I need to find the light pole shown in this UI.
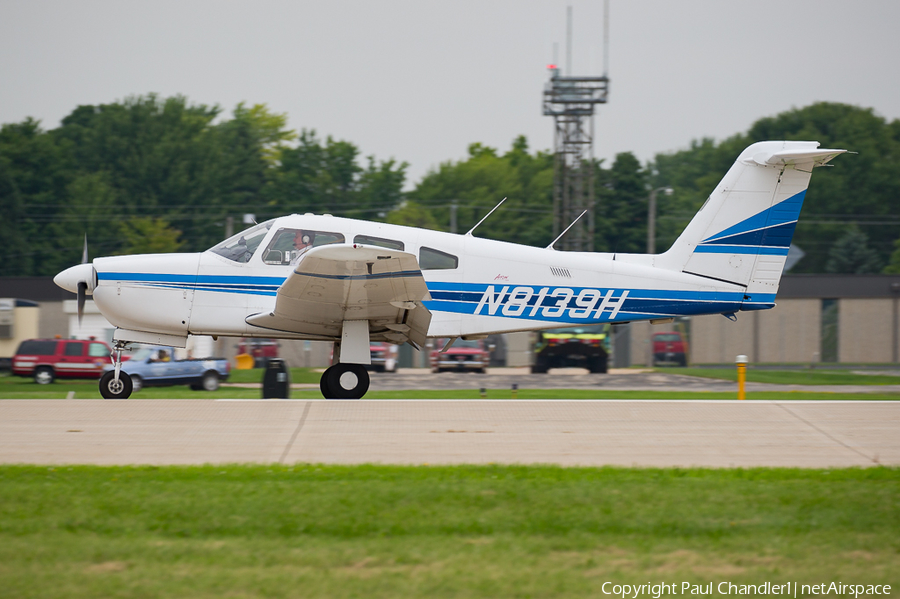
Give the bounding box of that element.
[647,186,674,255]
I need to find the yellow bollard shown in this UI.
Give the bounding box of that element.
[736,354,748,400]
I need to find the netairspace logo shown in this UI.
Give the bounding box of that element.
[600,582,892,598]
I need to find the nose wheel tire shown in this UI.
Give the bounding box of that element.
[99,371,133,399]
[320,363,369,399]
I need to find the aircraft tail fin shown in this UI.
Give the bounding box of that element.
[655,141,845,299]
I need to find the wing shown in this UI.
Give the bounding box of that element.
[245,244,432,348]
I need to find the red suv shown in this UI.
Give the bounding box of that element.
[651,332,689,366]
[12,338,113,384]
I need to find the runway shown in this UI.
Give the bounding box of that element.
[1,399,896,468]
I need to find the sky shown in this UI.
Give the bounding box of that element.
[2,0,899,187]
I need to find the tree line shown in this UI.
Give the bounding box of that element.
[1,96,898,276]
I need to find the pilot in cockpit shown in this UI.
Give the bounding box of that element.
[291,230,315,263]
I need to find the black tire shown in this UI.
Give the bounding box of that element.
[322,363,369,399]
[99,370,133,399]
[589,356,609,374]
[201,371,219,392]
[530,364,548,374]
[320,370,330,398]
[34,366,55,385]
[131,375,143,393]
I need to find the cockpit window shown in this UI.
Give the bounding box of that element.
[209,220,274,263]
[262,228,345,265]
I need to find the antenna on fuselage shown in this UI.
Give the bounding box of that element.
[465,197,507,236]
[546,210,588,250]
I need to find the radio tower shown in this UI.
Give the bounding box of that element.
[543,4,609,251]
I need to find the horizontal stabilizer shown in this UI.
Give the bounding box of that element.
[744,147,846,167]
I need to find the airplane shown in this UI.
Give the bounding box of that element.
[54,140,845,399]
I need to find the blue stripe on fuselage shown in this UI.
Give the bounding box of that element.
[97,273,776,321]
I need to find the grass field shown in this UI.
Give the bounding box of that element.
[664,367,900,386]
[0,465,897,598]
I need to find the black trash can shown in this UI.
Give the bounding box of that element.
[262,359,290,399]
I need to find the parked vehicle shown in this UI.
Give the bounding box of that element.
[652,332,689,366]
[103,346,230,392]
[236,338,279,368]
[430,338,491,373]
[368,343,398,373]
[531,326,609,374]
[12,338,114,384]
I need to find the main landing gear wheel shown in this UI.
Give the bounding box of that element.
[320,363,369,399]
[99,370,133,399]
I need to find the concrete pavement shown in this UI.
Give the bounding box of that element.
[0,399,896,468]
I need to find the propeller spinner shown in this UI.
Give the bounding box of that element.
[53,235,95,325]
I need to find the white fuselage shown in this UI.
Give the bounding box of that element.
[86,213,757,343]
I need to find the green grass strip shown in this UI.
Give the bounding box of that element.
[2,382,900,400]
[659,367,900,386]
[0,465,897,598]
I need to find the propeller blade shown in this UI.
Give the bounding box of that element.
[82,234,89,264]
[77,282,87,326]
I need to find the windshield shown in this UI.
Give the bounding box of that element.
[437,338,482,349]
[209,220,275,263]
[130,348,155,362]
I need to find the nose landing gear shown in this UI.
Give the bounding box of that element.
[100,341,133,399]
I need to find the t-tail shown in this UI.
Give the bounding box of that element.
[654,141,845,302]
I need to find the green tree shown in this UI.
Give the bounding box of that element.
[53,95,224,252]
[649,103,900,271]
[117,217,184,255]
[825,227,882,273]
[734,103,899,271]
[231,103,296,166]
[0,96,411,275]
[385,201,443,230]
[883,238,900,274]
[47,173,120,275]
[262,129,407,221]
[594,152,648,254]
[0,118,71,276]
[409,137,554,246]
[353,157,409,219]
